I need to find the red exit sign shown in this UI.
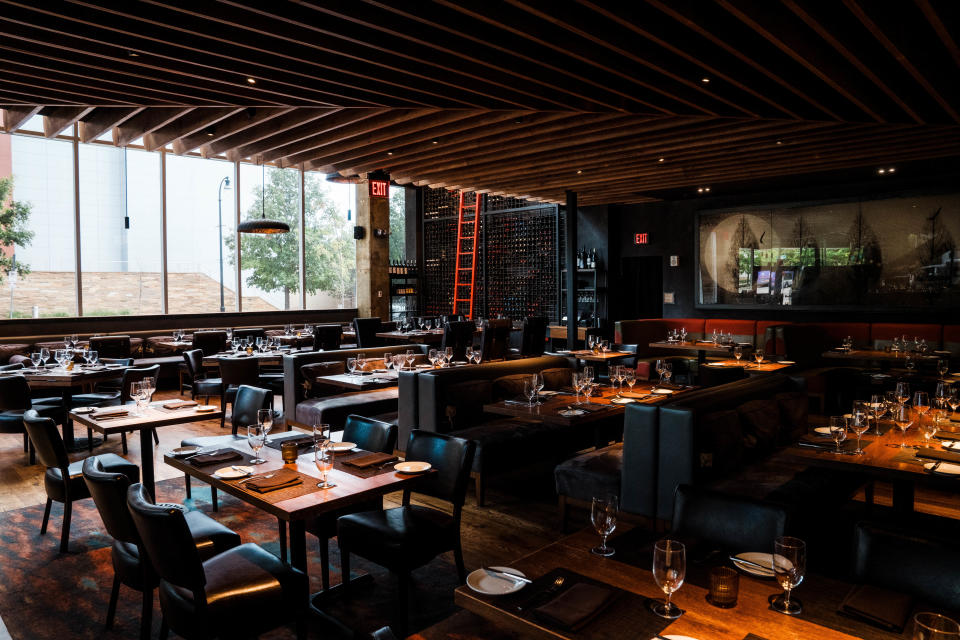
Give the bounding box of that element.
[370,179,389,198]
[634,232,649,245]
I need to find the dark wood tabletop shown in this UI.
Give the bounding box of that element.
[16,364,130,388]
[317,371,398,391]
[704,359,795,373]
[649,340,748,357]
[559,350,635,363]
[821,348,947,362]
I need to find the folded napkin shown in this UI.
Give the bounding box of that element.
[839,584,913,632]
[533,582,617,631]
[243,468,302,493]
[265,434,314,451]
[797,437,862,453]
[188,449,243,466]
[576,403,609,413]
[343,452,397,468]
[92,407,129,419]
[915,447,960,464]
[939,430,960,440]
[162,400,198,410]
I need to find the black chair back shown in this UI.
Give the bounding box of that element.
[83,457,138,544]
[192,330,227,356]
[127,483,206,593]
[519,316,548,357]
[23,409,68,472]
[119,365,161,404]
[233,327,266,343]
[312,325,342,351]
[101,358,135,367]
[440,315,464,324]
[0,362,24,371]
[698,365,747,387]
[219,357,260,389]
[182,349,204,381]
[90,336,132,359]
[353,317,383,348]
[404,430,475,507]
[479,319,511,362]
[0,375,32,411]
[441,321,475,361]
[343,415,397,454]
[232,385,273,435]
[671,485,787,553]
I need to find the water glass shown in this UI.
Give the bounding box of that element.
[428,348,438,367]
[465,346,475,363]
[829,415,847,453]
[892,404,914,449]
[532,372,544,404]
[651,539,685,619]
[849,411,869,455]
[754,349,765,366]
[624,370,636,393]
[247,424,266,464]
[939,359,951,380]
[770,536,806,615]
[314,443,336,489]
[444,347,453,365]
[523,378,537,408]
[913,613,960,640]
[30,352,41,371]
[258,408,273,438]
[707,567,739,608]
[571,372,581,405]
[590,495,618,557]
[405,350,416,370]
[733,345,743,362]
[896,382,911,406]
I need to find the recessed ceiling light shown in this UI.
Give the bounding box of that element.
[697,187,704,193]
[387,151,394,155]
[431,139,439,144]
[878,168,886,174]
[127,50,139,58]
[705,187,711,192]
[888,167,896,173]
[577,169,582,174]
[776,140,783,145]
[246,77,256,84]
[701,77,710,83]
[658,157,665,162]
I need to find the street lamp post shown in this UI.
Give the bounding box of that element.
[217,176,231,312]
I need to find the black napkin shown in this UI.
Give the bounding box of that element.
[188,449,243,466]
[533,582,618,631]
[343,452,397,468]
[576,403,609,413]
[915,447,960,464]
[265,434,314,451]
[243,468,302,493]
[838,584,913,633]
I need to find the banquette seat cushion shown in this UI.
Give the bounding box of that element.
[294,389,399,430]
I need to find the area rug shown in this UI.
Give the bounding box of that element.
[0,480,461,639]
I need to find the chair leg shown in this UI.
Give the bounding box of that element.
[140,580,153,640]
[60,500,72,553]
[558,495,568,534]
[159,618,169,640]
[278,519,287,563]
[87,428,94,452]
[395,572,410,638]
[28,440,36,466]
[40,498,52,535]
[184,473,192,499]
[211,487,218,512]
[319,538,330,591]
[22,432,28,452]
[453,540,467,584]
[220,395,227,429]
[121,432,128,455]
[340,547,350,598]
[105,572,121,629]
[474,472,485,507]
[151,429,159,445]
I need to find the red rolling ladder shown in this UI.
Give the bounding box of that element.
[452,191,482,319]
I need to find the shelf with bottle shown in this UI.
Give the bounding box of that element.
[388,259,419,278]
[391,286,418,297]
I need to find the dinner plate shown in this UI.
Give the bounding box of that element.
[942,440,960,450]
[651,388,674,395]
[214,465,252,479]
[620,390,649,399]
[538,390,560,397]
[924,461,960,476]
[813,426,833,436]
[195,405,217,413]
[415,364,433,369]
[732,552,776,577]
[466,566,527,595]
[170,446,200,457]
[330,441,356,452]
[72,406,96,414]
[395,461,432,474]
[559,408,587,417]
[778,360,796,365]
[610,397,636,404]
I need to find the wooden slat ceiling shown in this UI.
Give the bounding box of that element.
[1,0,958,205]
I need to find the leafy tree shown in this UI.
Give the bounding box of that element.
[0,176,34,285]
[226,169,355,309]
[389,186,405,261]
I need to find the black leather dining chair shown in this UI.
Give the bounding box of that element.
[0,375,65,464]
[181,349,223,403]
[479,319,512,362]
[126,483,308,640]
[353,317,383,348]
[512,316,548,358]
[180,384,274,511]
[312,324,343,351]
[23,410,139,553]
[337,430,476,635]
[305,415,397,590]
[191,330,228,357]
[441,320,475,361]
[72,364,161,454]
[670,484,788,555]
[89,335,132,359]
[217,356,260,429]
[82,458,241,639]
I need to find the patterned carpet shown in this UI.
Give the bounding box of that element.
[0,480,461,639]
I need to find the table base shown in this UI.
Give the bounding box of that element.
[65,435,103,453]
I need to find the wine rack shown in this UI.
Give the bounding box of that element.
[422,188,560,320]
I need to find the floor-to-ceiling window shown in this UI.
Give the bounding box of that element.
[304,173,356,310]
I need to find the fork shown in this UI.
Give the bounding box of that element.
[238,472,275,484]
[516,576,565,612]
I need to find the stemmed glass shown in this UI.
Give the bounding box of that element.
[847,410,867,456]
[914,391,931,441]
[444,347,453,366]
[600,340,610,355]
[895,382,911,406]
[582,366,594,392]
[428,348,438,368]
[523,378,537,408]
[314,443,336,489]
[247,424,266,464]
[258,408,273,442]
[938,359,951,380]
[869,394,885,436]
[661,363,673,387]
[30,352,42,372]
[226,328,234,343]
[571,372,582,405]
[923,412,940,448]
[949,387,960,418]
[590,495,618,557]
[935,382,949,413]
[142,376,156,406]
[532,372,544,405]
[624,369,636,395]
[655,359,665,387]
[40,347,50,368]
[828,416,847,453]
[893,404,914,449]
[754,349,765,367]
[651,539,685,619]
[405,350,416,370]
[905,354,916,372]
[733,345,743,363]
[587,335,597,352]
[770,536,806,615]
[131,382,148,417]
[913,613,960,639]
[465,346,475,363]
[679,327,687,343]
[347,358,358,377]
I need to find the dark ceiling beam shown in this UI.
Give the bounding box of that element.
[203,108,338,157]
[1,105,42,132]
[41,106,94,137]
[142,107,244,151]
[77,106,144,143]
[114,107,196,146]
[915,0,960,71]
[172,107,293,155]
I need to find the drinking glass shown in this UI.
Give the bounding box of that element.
[405,350,416,370]
[892,336,901,352]
[849,411,868,455]
[923,413,940,447]
[936,382,949,412]
[829,415,847,453]
[428,349,438,367]
[679,327,687,342]
[63,336,72,350]
[651,539,686,619]
[771,536,806,615]
[662,363,673,385]
[625,370,636,394]
[896,382,911,406]
[533,372,544,404]
[590,495,618,557]
[571,372,581,405]
[131,382,147,417]
[583,381,594,403]
[30,352,41,371]
[600,339,610,354]
[356,354,366,373]
[314,443,336,489]
[939,359,951,380]
[913,613,960,640]
[949,388,960,417]
[258,408,273,439]
[582,366,594,387]
[523,378,537,408]
[247,424,267,464]
[142,376,156,405]
[754,349,765,366]
[893,404,914,449]
[444,347,453,365]
[465,346,474,363]
[733,345,743,362]
[655,359,665,385]
[347,358,357,377]
[587,335,596,351]
[905,354,916,371]
[915,391,931,430]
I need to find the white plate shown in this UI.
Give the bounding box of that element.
[653,636,700,640]
[813,426,833,436]
[559,408,587,417]
[466,566,527,595]
[330,441,356,452]
[538,390,560,397]
[732,552,776,577]
[195,405,217,413]
[941,440,960,450]
[610,397,636,404]
[395,461,432,474]
[214,465,252,479]
[652,388,674,395]
[170,446,200,457]
[924,461,960,475]
[415,364,433,369]
[72,406,96,414]
[778,360,796,365]
[705,362,727,367]
[452,360,468,365]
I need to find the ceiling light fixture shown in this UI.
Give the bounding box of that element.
[431,139,439,144]
[127,50,139,57]
[237,164,290,234]
[776,140,783,145]
[387,151,394,155]
[888,167,896,173]
[878,168,886,174]
[697,188,704,193]
[701,77,710,83]
[658,157,665,162]
[246,77,257,84]
[577,170,582,174]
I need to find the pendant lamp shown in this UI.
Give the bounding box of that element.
[237,164,290,234]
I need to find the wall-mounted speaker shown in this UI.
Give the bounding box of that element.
[353,226,365,239]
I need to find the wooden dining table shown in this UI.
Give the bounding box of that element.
[649,340,751,364]
[376,329,445,344]
[201,350,286,366]
[559,349,635,364]
[455,525,909,640]
[317,370,399,391]
[703,359,795,374]
[70,401,223,498]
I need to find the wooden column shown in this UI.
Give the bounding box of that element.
[565,190,578,347]
[356,178,390,319]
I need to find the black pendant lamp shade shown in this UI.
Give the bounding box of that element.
[237,216,290,234]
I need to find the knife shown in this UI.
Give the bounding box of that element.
[483,568,532,584]
[729,555,774,572]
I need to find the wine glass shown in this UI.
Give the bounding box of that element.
[896,382,911,406]
[829,415,848,453]
[680,327,687,343]
[733,345,743,363]
[590,495,618,557]
[346,358,358,377]
[868,394,885,436]
[40,347,50,368]
[583,380,595,403]
[893,404,914,449]
[587,334,596,352]
[142,376,156,405]
[582,366,594,388]
[754,349,765,366]
[770,536,806,615]
[936,382,949,412]
[939,359,951,380]
[655,359,665,386]
[523,378,537,408]
[405,350,416,370]
[624,369,636,394]
[258,408,273,440]
[905,354,916,371]
[532,372,544,404]
[915,391,931,432]
[923,412,940,448]
[651,539,685,619]
[428,348,438,368]
[30,352,41,372]
[130,382,147,417]
[571,372,581,405]
[662,363,673,386]
[913,613,960,640]
[465,346,474,363]
[949,387,960,418]
[314,443,336,489]
[600,339,610,354]
[247,424,266,464]
[849,411,869,455]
